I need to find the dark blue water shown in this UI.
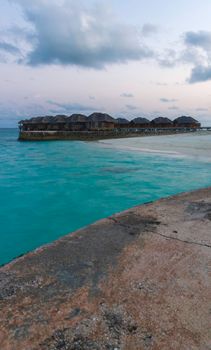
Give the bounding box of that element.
[1,128,211,265]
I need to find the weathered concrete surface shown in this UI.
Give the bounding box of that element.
[0,188,211,350]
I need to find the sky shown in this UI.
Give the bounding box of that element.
[0,0,211,127]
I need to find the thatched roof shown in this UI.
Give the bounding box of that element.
[54,115,68,123]
[131,117,150,124]
[31,117,44,123]
[174,116,200,124]
[88,113,115,122]
[41,116,56,123]
[116,118,130,124]
[19,120,28,124]
[68,114,87,122]
[151,117,173,125]
[19,114,87,124]
[20,116,44,124]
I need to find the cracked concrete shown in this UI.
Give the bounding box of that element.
[0,187,211,349]
[153,231,211,248]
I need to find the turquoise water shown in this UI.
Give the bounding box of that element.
[1,128,211,265]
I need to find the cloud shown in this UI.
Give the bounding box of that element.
[141,24,159,37]
[155,82,168,86]
[155,30,211,83]
[3,1,211,84]
[189,65,211,83]
[0,40,21,62]
[125,104,137,110]
[195,108,208,112]
[182,31,211,83]
[0,101,48,126]
[160,98,178,103]
[155,33,210,74]
[47,100,99,113]
[121,93,134,98]
[184,31,211,50]
[168,106,179,110]
[0,41,20,54]
[10,0,154,68]
[180,47,206,67]
[158,49,178,68]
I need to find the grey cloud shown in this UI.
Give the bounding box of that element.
[180,47,206,67]
[0,25,36,47]
[7,1,211,85]
[185,31,211,50]
[0,23,35,63]
[195,108,208,112]
[168,106,179,110]
[0,102,47,127]
[155,82,168,86]
[152,111,162,115]
[156,31,211,84]
[125,104,137,110]
[121,93,134,98]
[160,98,178,103]
[12,0,154,68]
[157,49,178,68]
[49,109,63,114]
[141,24,159,37]
[157,42,205,69]
[47,100,98,113]
[189,65,211,83]
[0,41,20,54]
[183,31,211,83]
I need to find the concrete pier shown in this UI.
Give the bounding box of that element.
[18,128,201,141]
[0,188,211,349]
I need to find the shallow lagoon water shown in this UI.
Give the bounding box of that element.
[99,132,211,161]
[1,129,211,265]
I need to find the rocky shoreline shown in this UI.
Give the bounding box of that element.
[0,187,211,349]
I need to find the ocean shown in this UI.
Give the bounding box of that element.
[1,128,211,265]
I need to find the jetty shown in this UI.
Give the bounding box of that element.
[18,114,202,140]
[0,187,210,349]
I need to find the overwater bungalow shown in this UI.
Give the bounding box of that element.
[151,117,173,128]
[19,114,86,132]
[116,118,130,128]
[69,114,87,122]
[67,114,87,131]
[173,116,201,128]
[40,116,65,131]
[18,113,202,141]
[87,113,116,130]
[19,116,45,131]
[54,115,67,122]
[51,115,68,130]
[130,117,150,129]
